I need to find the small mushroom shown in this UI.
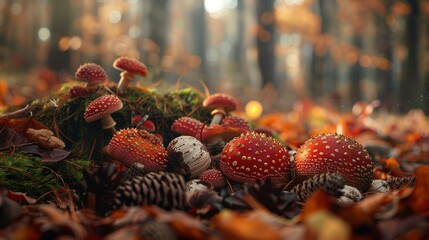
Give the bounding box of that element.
[220,132,291,186]
[198,169,226,189]
[167,136,211,179]
[203,93,238,125]
[84,95,123,134]
[75,63,107,91]
[171,117,204,138]
[106,128,168,172]
[221,116,251,131]
[68,85,89,99]
[199,124,246,144]
[132,115,156,132]
[113,56,147,94]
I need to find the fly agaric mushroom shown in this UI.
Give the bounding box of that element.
[221,116,251,131]
[199,124,246,144]
[75,63,107,91]
[107,128,168,172]
[68,85,89,99]
[198,169,226,189]
[294,133,374,192]
[132,115,156,132]
[171,117,204,138]
[113,56,147,94]
[203,93,238,125]
[220,132,291,186]
[166,136,211,179]
[84,95,123,134]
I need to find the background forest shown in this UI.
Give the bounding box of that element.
[0,0,428,114]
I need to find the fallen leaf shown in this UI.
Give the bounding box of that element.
[7,190,37,204]
[409,166,429,215]
[42,148,71,162]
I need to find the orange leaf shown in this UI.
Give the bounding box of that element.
[300,190,336,221]
[409,166,429,214]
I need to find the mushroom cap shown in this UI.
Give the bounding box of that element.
[198,169,226,189]
[68,85,89,99]
[199,124,247,143]
[220,132,291,185]
[107,128,167,171]
[171,117,204,138]
[113,56,147,77]
[221,116,251,131]
[84,95,123,123]
[167,136,211,179]
[202,93,238,112]
[75,63,107,84]
[294,133,374,192]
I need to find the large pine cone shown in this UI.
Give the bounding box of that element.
[110,172,187,210]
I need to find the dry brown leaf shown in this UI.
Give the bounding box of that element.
[305,211,351,240]
[409,166,429,215]
[299,190,336,221]
[27,128,65,149]
[212,210,282,240]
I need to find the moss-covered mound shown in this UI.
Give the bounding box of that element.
[31,83,211,160]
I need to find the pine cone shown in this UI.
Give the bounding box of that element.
[223,179,300,219]
[386,176,416,190]
[291,172,345,202]
[110,172,187,211]
[125,162,146,180]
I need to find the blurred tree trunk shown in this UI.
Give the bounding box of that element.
[310,0,337,101]
[47,0,71,71]
[376,4,394,111]
[0,0,12,62]
[190,1,206,81]
[349,36,362,104]
[400,0,421,113]
[424,1,429,114]
[149,0,169,58]
[256,0,275,88]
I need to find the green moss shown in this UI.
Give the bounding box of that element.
[0,153,89,199]
[32,83,211,157]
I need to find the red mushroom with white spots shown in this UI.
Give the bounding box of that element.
[167,136,211,179]
[75,63,107,91]
[198,169,226,189]
[68,85,89,99]
[221,116,251,132]
[199,124,246,144]
[107,128,168,172]
[171,117,204,138]
[294,133,374,192]
[113,56,148,94]
[220,132,291,187]
[203,93,238,125]
[84,95,123,134]
[132,115,156,133]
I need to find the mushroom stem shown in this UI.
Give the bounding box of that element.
[209,109,226,125]
[117,71,135,94]
[101,115,117,134]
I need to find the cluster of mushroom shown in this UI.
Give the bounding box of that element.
[70,58,375,201]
